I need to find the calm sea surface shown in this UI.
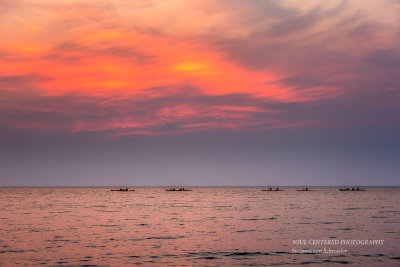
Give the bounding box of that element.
[0,187,399,266]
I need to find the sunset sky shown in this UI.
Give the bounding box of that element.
[1,0,400,186]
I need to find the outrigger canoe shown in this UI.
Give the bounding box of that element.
[297,189,314,191]
[165,188,192,191]
[261,189,284,191]
[339,188,365,191]
[110,188,135,191]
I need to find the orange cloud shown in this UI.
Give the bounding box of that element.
[1,0,399,137]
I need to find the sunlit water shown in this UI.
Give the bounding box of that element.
[0,187,399,266]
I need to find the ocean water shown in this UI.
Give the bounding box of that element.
[0,187,399,266]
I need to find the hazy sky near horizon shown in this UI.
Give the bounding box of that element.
[1,0,400,186]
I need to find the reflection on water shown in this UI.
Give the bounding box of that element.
[0,187,399,266]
